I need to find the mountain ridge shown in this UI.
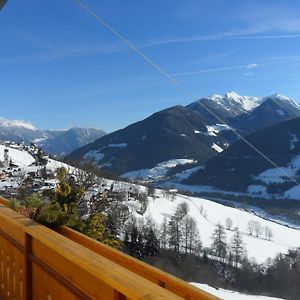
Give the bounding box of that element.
[67,92,300,177]
[0,117,106,156]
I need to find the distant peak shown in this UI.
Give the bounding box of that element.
[0,117,37,131]
[265,93,300,109]
[268,93,290,101]
[225,91,240,99]
[204,91,260,112]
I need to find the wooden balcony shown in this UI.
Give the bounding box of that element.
[0,197,219,300]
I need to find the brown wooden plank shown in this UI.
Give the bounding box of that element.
[58,227,219,300]
[27,224,182,300]
[0,206,184,300]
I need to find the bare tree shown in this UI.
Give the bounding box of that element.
[225,217,233,230]
[182,216,200,254]
[264,226,273,241]
[160,217,168,250]
[247,220,256,236]
[254,221,263,238]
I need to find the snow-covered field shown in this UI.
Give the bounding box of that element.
[206,124,232,137]
[190,283,284,300]
[122,159,196,181]
[0,144,35,166]
[257,155,300,185]
[138,191,300,263]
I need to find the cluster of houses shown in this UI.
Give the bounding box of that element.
[0,141,57,196]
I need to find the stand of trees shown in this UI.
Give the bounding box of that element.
[121,204,299,300]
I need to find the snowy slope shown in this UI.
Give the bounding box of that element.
[0,144,35,166]
[190,283,284,300]
[1,141,299,265]
[139,192,300,263]
[122,159,196,181]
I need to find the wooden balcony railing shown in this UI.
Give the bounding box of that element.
[0,196,219,300]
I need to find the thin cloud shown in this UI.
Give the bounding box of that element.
[247,63,258,70]
[140,31,300,49]
[191,50,237,65]
[171,56,300,78]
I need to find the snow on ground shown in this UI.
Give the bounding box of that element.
[107,143,127,148]
[172,166,204,181]
[140,192,300,263]
[0,144,35,166]
[32,136,48,144]
[284,185,300,200]
[276,109,285,116]
[83,144,127,164]
[122,159,196,181]
[84,150,105,162]
[257,155,300,185]
[247,185,268,196]
[212,143,223,153]
[190,283,284,300]
[206,124,232,137]
[46,158,75,173]
[290,133,299,150]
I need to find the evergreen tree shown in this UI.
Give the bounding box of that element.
[129,226,144,259]
[183,216,200,254]
[84,213,120,248]
[230,227,246,267]
[54,167,84,215]
[211,223,227,261]
[144,228,160,257]
[160,217,168,250]
[168,202,189,253]
[168,217,181,252]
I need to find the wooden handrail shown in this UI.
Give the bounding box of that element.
[0,196,8,205]
[58,226,218,300]
[0,203,183,299]
[0,195,219,300]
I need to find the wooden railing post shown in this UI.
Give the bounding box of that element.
[25,233,33,300]
[114,290,126,300]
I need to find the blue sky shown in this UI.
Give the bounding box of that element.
[1,0,300,132]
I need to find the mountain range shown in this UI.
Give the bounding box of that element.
[68,92,300,181]
[2,91,300,199]
[186,116,300,199]
[0,118,105,156]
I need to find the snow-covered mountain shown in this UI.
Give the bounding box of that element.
[68,92,300,184]
[0,117,45,142]
[68,106,235,174]
[187,91,261,124]
[187,117,300,200]
[233,93,300,133]
[0,117,105,156]
[38,127,106,156]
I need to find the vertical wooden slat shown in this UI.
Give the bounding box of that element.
[114,290,126,300]
[24,234,32,300]
[158,280,166,288]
